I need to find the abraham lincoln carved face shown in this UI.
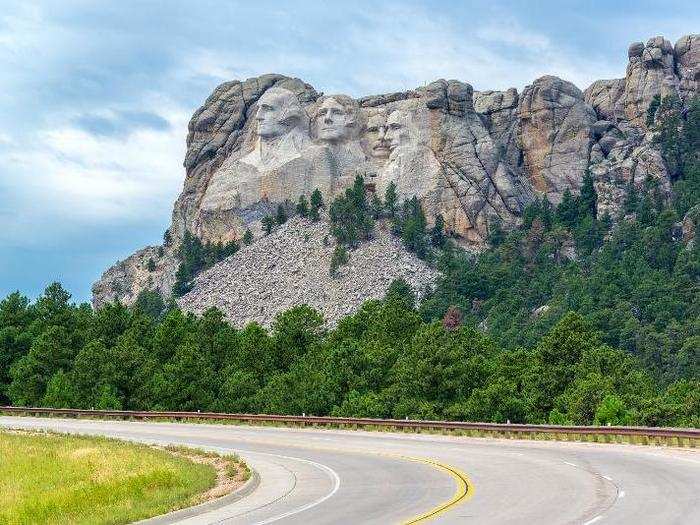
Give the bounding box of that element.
[385,109,413,152]
[366,112,390,158]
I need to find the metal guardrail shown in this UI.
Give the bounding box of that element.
[2,406,698,443]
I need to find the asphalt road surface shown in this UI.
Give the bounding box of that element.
[2,416,699,524]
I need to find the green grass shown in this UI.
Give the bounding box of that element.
[0,431,217,525]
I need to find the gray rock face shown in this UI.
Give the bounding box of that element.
[584,79,626,122]
[517,76,597,204]
[91,245,178,309]
[591,138,670,220]
[474,88,519,140]
[93,32,700,317]
[178,75,533,249]
[173,75,319,245]
[177,217,439,327]
[623,36,676,128]
[682,204,699,245]
[675,34,700,100]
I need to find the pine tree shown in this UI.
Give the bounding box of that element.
[262,215,275,235]
[147,258,156,272]
[646,94,661,127]
[329,245,349,276]
[133,290,165,319]
[397,197,429,259]
[329,176,374,247]
[488,220,505,247]
[310,189,323,221]
[243,229,254,245]
[579,171,597,218]
[556,190,579,228]
[430,214,446,248]
[276,204,288,225]
[296,195,309,217]
[370,193,384,219]
[625,182,638,214]
[384,181,397,218]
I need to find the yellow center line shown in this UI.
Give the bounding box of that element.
[179,433,475,523]
[401,456,474,524]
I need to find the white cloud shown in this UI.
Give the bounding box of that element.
[476,20,552,52]
[0,102,188,245]
[337,5,621,93]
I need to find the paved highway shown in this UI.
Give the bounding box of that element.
[1,416,698,524]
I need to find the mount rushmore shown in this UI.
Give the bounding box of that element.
[93,33,700,322]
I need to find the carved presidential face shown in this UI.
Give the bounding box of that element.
[316,97,352,142]
[385,110,413,152]
[366,113,390,158]
[255,88,304,139]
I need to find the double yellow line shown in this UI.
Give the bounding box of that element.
[402,456,474,523]
[143,430,475,523]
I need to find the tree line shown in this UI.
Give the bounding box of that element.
[0,280,697,427]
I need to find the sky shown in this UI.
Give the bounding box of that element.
[1,1,698,303]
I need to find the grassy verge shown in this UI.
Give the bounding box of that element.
[0,430,248,525]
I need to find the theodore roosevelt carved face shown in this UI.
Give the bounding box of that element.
[255,87,306,139]
[366,112,390,159]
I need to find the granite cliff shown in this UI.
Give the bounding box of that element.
[93,34,700,326]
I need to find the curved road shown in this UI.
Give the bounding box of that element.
[1,416,699,524]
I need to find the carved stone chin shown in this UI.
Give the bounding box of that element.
[239,128,310,171]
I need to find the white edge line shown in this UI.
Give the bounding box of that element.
[563,461,578,467]
[250,452,341,525]
[584,515,603,525]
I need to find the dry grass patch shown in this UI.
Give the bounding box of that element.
[0,430,248,525]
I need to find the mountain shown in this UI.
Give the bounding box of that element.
[92,34,700,327]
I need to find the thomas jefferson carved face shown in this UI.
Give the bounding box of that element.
[366,112,390,158]
[385,110,413,152]
[316,97,352,142]
[255,88,306,139]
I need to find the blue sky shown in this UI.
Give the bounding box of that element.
[1,1,698,303]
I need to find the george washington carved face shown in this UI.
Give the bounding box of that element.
[255,87,307,139]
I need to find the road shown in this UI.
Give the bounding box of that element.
[1,416,699,524]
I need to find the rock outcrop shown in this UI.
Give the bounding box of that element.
[93,33,700,323]
[623,37,677,128]
[517,76,597,204]
[177,217,439,327]
[92,246,178,309]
